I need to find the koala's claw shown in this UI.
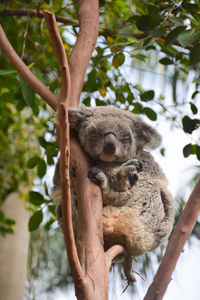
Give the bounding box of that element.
[88,167,108,189]
[122,159,143,173]
[128,173,139,187]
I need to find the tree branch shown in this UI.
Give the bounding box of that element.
[43,10,84,282]
[68,0,99,107]
[0,25,58,111]
[144,180,200,300]
[106,245,136,283]
[0,9,79,26]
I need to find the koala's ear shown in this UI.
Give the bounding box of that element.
[68,106,92,130]
[135,121,162,150]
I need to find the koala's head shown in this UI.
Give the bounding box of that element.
[69,105,162,162]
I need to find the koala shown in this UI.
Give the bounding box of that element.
[52,105,174,258]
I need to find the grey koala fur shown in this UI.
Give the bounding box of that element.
[52,105,174,258]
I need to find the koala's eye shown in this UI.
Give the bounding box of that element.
[122,135,131,143]
[88,129,99,141]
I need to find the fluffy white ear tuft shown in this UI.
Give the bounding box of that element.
[68,106,92,130]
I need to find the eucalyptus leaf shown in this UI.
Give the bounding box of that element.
[28,210,43,231]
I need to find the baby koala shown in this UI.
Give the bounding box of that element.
[52,105,174,258]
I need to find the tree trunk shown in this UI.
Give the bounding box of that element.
[0,193,30,300]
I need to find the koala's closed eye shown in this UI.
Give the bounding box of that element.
[88,128,100,141]
[122,134,131,143]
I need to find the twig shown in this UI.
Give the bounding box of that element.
[0,25,58,111]
[106,244,136,283]
[144,180,200,300]
[0,9,79,26]
[43,10,84,282]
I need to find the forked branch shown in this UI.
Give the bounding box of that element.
[43,10,84,282]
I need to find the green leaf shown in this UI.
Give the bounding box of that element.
[178,29,199,47]
[136,15,159,32]
[37,159,47,178]
[0,69,18,76]
[140,90,155,102]
[190,103,198,115]
[190,43,200,65]
[152,25,165,38]
[82,97,91,106]
[18,76,35,107]
[197,146,200,161]
[29,191,45,206]
[48,205,56,216]
[143,107,157,121]
[182,116,200,133]
[112,53,125,68]
[27,155,41,169]
[192,91,199,99]
[159,57,174,65]
[28,210,43,231]
[165,26,186,47]
[39,136,48,148]
[183,143,193,157]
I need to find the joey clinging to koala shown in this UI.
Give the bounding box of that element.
[52,105,174,258]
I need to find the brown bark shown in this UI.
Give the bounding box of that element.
[144,180,200,300]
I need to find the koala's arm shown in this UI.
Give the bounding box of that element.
[138,151,167,181]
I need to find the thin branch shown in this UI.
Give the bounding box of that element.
[0,25,58,111]
[144,180,200,300]
[0,9,79,26]
[43,10,84,282]
[106,245,136,283]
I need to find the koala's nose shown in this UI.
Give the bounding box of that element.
[103,133,117,154]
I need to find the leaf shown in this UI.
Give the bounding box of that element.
[0,69,18,76]
[190,103,198,115]
[136,15,159,32]
[140,90,155,102]
[27,155,41,169]
[143,107,157,121]
[197,145,200,161]
[98,87,106,97]
[192,91,199,99]
[159,57,174,65]
[82,97,91,106]
[29,191,45,206]
[112,53,125,68]
[178,29,199,47]
[48,205,56,216]
[152,25,165,38]
[18,76,35,107]
[183,143,193,157]
[28,210,43,231]
[39,136,48,148]
[37,159,47,178]
[190,43,200,65]
[182,116,200,133]
[165,26,186,47]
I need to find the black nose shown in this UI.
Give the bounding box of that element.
[103,133,117,154]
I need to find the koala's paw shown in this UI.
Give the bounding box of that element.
[88,167,108,188]
[118,159,143,189]
[121,159,143,173]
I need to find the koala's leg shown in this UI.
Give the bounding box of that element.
[111,159,143,191]
[88,167,109,192]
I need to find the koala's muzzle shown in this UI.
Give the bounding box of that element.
[103,133,117,154]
